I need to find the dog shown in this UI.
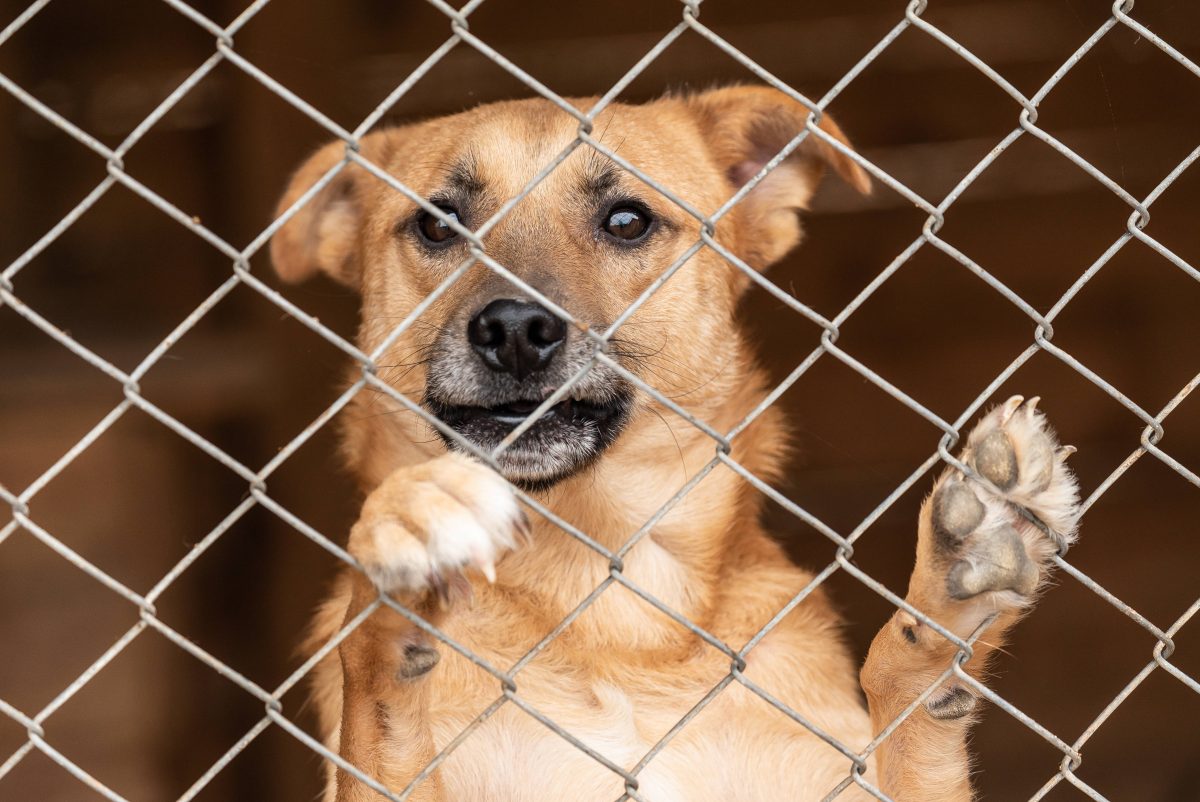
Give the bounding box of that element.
[271,85,1081,801]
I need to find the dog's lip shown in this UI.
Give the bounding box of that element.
[425,386,633,488]
[435,396,621,426]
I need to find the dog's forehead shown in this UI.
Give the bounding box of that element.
[413,98,709,201]
[469,109,578,194]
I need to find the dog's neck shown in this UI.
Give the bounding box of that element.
[516,361,785,646]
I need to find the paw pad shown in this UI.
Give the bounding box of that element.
[973,430,1017,490]
[926,686,977,720]
[929,395,1080,604]
[945,525,1038,599]
[932,479,985,548]
[397,643,440,679]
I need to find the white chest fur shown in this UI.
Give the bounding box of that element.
[427,676,872,802]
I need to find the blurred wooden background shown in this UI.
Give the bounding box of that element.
[1,0,1199,799]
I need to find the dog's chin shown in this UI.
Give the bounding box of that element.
[425,394,632,491]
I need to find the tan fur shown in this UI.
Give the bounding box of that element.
[276,87,1072,801]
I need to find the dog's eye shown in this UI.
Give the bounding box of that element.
[602,206,651,242]
[417,206,460,245]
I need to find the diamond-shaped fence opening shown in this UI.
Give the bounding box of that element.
[2,1,1199,800]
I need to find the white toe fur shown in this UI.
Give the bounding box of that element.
[351,453,524,595]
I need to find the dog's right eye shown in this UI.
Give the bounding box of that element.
[416,206,460,245]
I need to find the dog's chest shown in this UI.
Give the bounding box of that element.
[425,673,863,801]
[430,681,689,802]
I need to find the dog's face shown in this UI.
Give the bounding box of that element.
[272,87,869,489]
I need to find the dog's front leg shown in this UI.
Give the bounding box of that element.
[860,397,1081,801]
[333,452,524,802]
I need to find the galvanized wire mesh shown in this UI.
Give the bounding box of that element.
[1,0,1198,800]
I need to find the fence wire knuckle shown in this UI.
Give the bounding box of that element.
[2,0,1197,799]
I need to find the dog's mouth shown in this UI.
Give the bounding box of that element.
[441,397,625,426]
[425,390,632,490]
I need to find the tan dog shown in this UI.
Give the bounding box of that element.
[272,86,1081,801]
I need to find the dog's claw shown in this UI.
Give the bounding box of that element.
[479,559,497,584]
[999,395,1024,426]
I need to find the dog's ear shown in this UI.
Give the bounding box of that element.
[687,85,871,269]
[270,133,392,287]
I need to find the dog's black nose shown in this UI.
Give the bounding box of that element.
[467,299,566,379]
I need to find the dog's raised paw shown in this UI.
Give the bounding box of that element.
[931,395,1081,605]
[349,452,526,597]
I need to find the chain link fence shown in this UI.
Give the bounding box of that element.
[2,0,1198,799]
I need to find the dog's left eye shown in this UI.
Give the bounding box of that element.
[602,206,651,242]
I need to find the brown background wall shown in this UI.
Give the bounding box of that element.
[1,1,1198,800]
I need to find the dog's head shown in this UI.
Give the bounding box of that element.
[272,86,869,490]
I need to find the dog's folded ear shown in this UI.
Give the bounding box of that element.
[687,85,871,269]
[270,133,391,288]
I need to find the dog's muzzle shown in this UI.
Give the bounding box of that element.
[424,299,632,490]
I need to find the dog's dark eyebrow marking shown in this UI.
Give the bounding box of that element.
[581,163,622,199]
[441,154,486,198]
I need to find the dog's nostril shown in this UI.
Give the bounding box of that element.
[528,315,566,347]
[467,299,565,379]
[469,318,505,348]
